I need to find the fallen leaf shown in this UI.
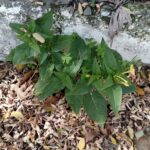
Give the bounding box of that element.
[136,86,145,96]
[96,4,101,14]
[108,6,132,42]
[82,126,98,142]
[43,145,50,150]
[11,111,24,120]
[44,96,58,106]
[129,146,134,150]
[44,106,56,113]
[33,33,45,43]
[20,70,33,85]
[3,111,11,120]
[78,3,83,15]
[2,133,12,142]
[16,64,25,72]
[110,136,117,145]
[77,137,85,150]
[127,126,134,139]
[129,64,136,80]
[82,2,88,8]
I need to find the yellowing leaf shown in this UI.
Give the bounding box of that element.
[77,138,85,150]
[136,87,145,96]
[43,145,50,150]
[33,33,45,43]
[127,126,134,139]
[11,111,24,120]
[129,64,136,80]
[16,64,25,72]
[3,111,11,120]
[130,64,135,75]
[110,136,117,145]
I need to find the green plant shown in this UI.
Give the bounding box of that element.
[7,12,135,127]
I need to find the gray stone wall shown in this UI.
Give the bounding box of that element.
[0,0,150,63]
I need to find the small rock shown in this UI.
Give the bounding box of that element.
[83,6,92,16]
[136,135,150,150]
[101,10,110,17]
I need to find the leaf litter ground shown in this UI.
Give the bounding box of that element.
[0,62,150,150]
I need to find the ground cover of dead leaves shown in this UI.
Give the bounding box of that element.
[0,62,150,150]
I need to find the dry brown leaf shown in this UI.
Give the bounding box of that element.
[108,6,132,42]
[11,111,24,120]
[2,133,12,142]
[96,4,101,14]
[44,96,58,106]
[129,146,134,150]
[43,145,50,150]
[20,70,33,85]
[127,126,134,139]
[82,2,88,8]
[78,3,83,15]
[3,111,11,120]
[77,137,86,150]
[82,126,98,143]
[110,136,117,145]
[136,87,145,96]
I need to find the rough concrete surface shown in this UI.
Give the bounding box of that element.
[0,0,150,63]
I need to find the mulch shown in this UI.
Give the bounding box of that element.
[0,61,150,150]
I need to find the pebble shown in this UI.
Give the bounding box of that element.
[83,6,92,16]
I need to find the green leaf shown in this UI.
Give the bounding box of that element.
[70,79,90,95]
[28,19,36,33]
[35,12,53,34]
[122,84,136,94]
[66,92,83,113]
[69,59,83,77]
[8,43,36,64]
[97,38,108,58]
[38,50,48,65]
[9,23,27,34]
[83,91,107,127]
[103,49,118,73]
[51,35,72,52]
[28,40,40,53]
[105,85,122,115]
[70,33,91,60]
[35,76,64,100]
[6,49,15,62]
[61,53,72,64]
[51,52,63,70]
[92,57,101,74]
[55,72,73,90]
[39,60,54,80]
[17,34,40,54]
[93,76,114,93]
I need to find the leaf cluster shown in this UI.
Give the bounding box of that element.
[7,12,135,126]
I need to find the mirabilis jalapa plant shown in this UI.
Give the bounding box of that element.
[7,12,135,127]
